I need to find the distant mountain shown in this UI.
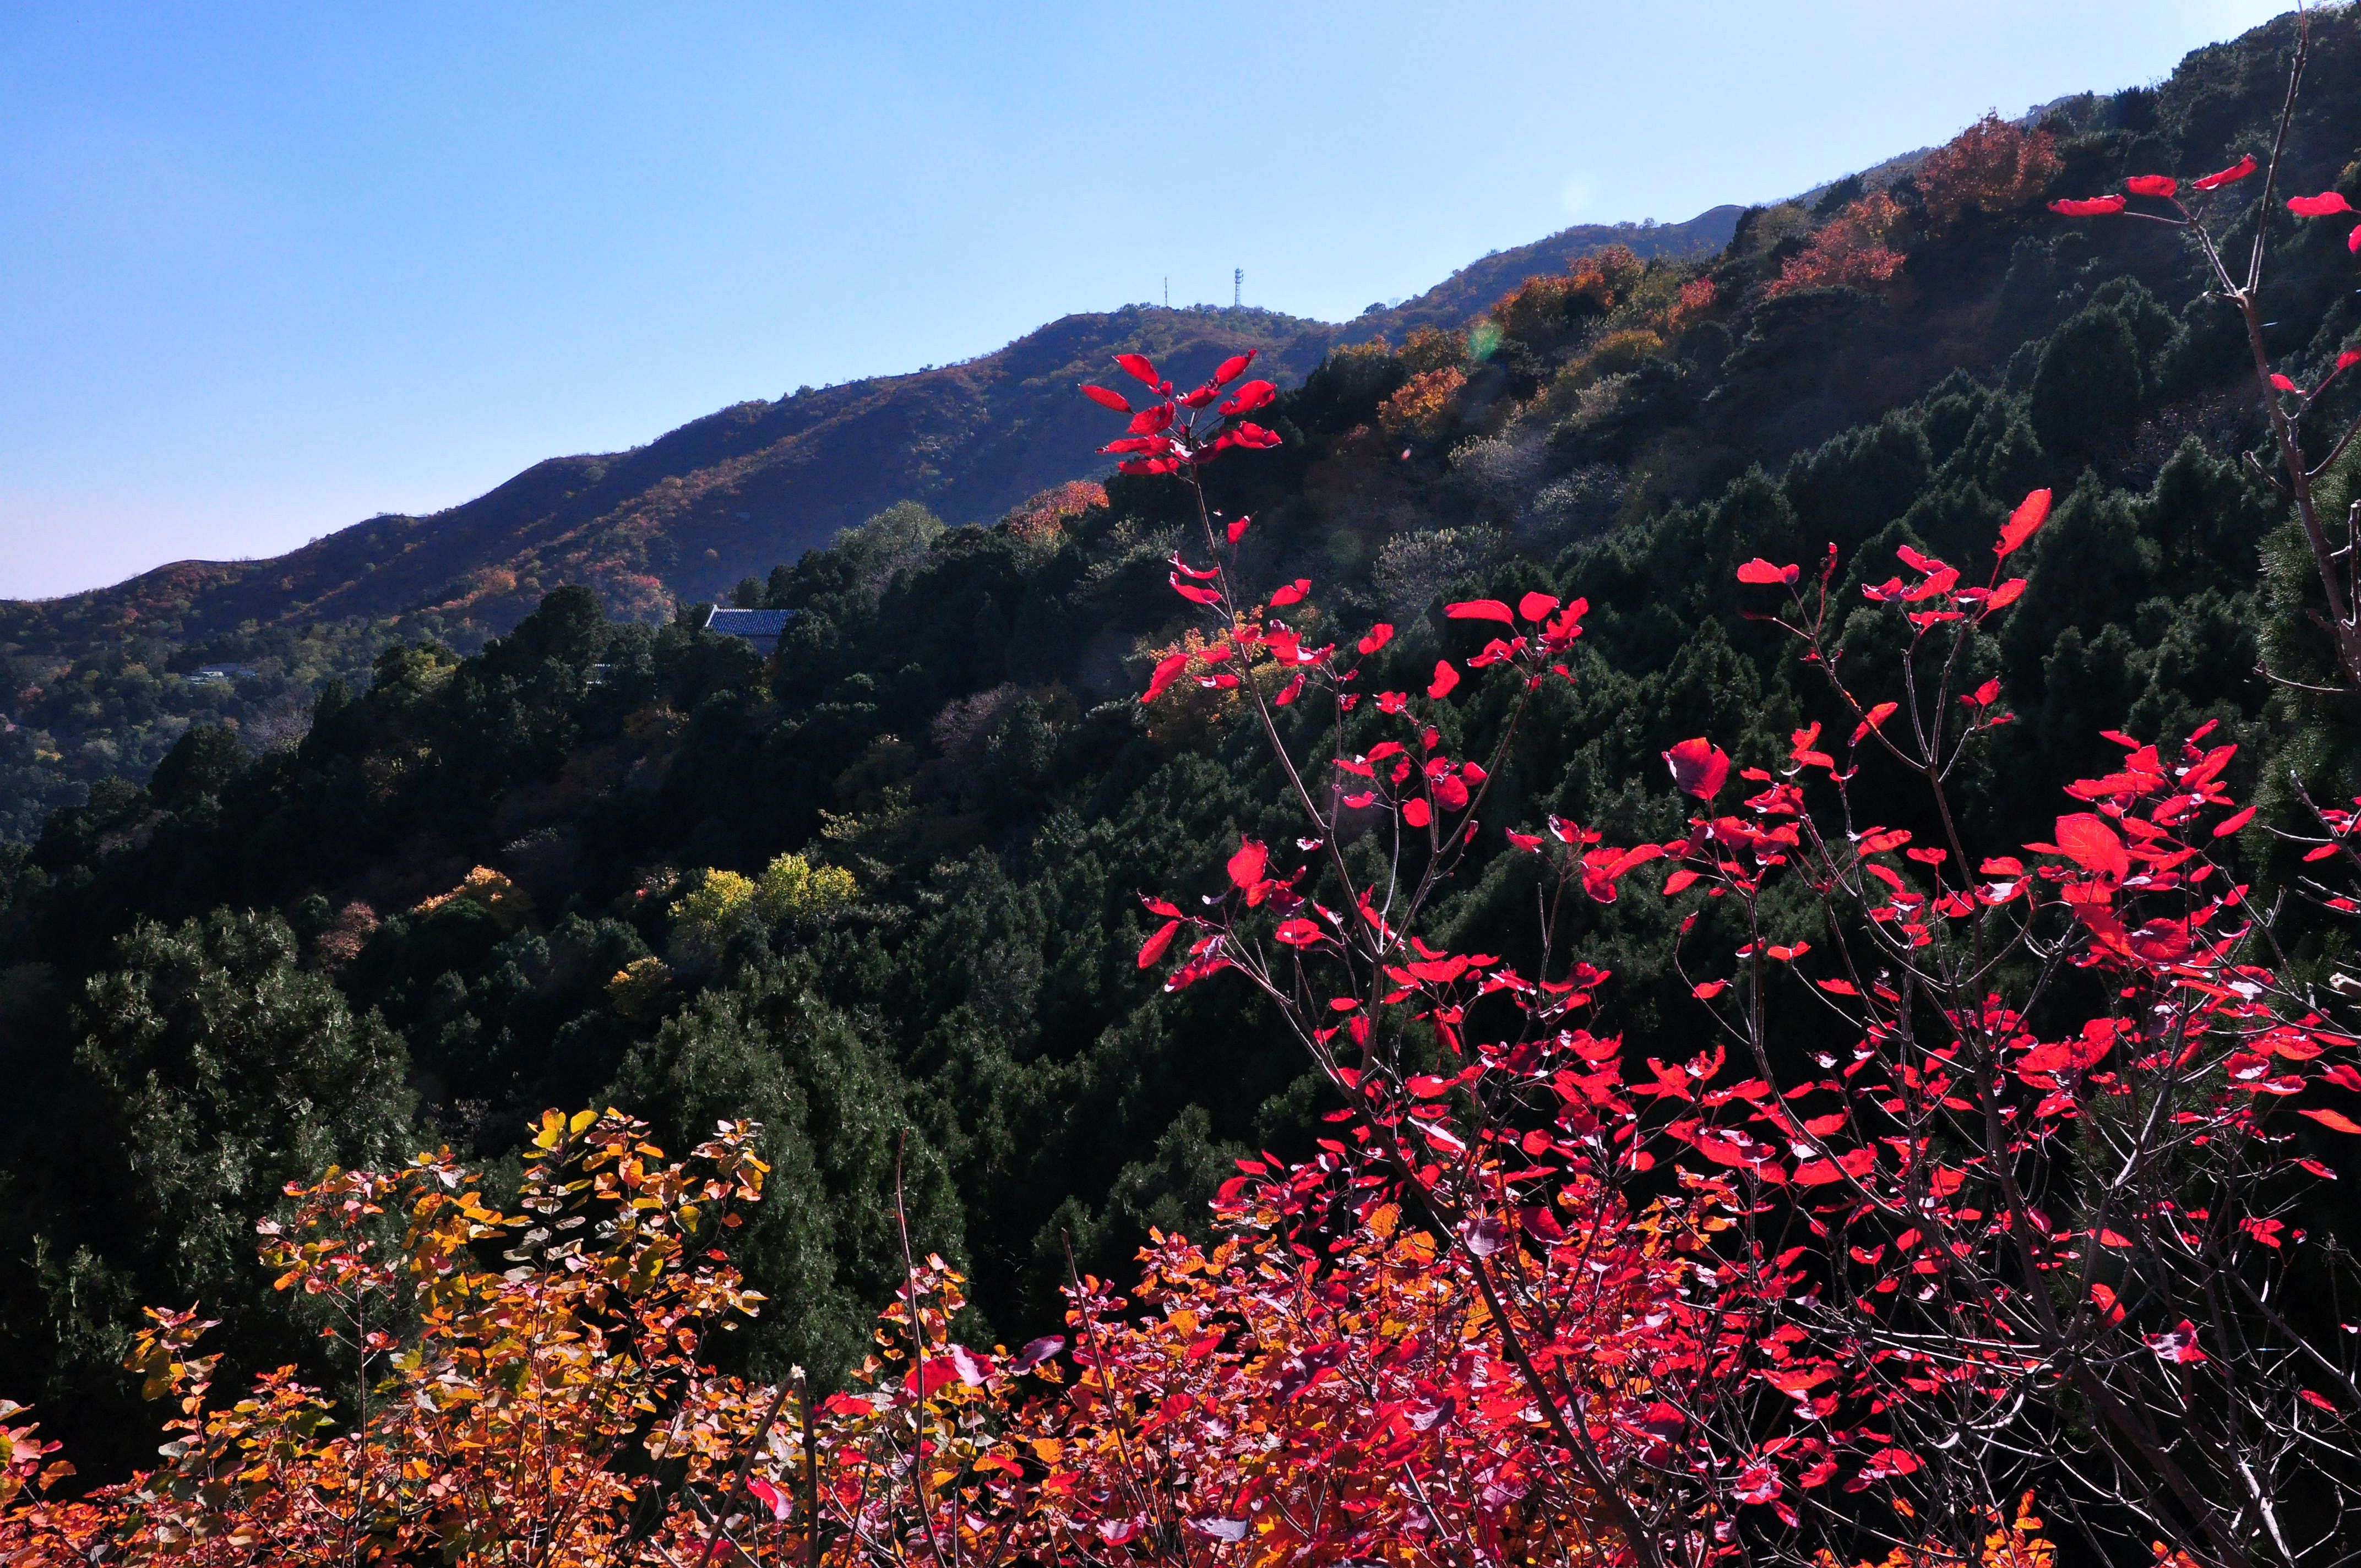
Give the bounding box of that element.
[0,207,1743,653]
[4,309,1341,647]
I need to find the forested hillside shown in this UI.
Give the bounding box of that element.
[4,7,2360,1517]
[0,211,1740,848]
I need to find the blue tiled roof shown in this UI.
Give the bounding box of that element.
[705,608,796,636]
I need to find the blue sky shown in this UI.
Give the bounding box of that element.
[0,1,2293,599]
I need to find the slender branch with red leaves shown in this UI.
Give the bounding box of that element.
[9,340,2361,1568]
[1096,347,2361,1568]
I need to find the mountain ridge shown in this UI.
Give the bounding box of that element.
[0,206,1740,647]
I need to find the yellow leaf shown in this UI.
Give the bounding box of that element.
[1031,1438,1063,1464]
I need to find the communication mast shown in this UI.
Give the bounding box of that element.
[1233,268,1242,307]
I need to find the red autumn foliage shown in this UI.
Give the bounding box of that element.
[1765,192,1908,299]
[18,46,2361,1568]
[1915,112,2062,233]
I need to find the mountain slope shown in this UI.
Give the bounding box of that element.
[8,4,2360,1474]
[4,309,1340,646]
[1352,206,1742,339]
[0,205,1744,842]
[1,208,1743,652]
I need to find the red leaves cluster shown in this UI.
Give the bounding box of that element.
[1766,190,1908,299]
[1916,112,2062,232]
[1080,348,1279,476]
[1108,442,2361,1562]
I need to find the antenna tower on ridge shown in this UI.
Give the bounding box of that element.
[1233,268,1242,308]
[1163,276,1169,308]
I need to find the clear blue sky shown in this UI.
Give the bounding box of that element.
[0,1,2292,600]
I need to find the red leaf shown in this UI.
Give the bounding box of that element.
[2050,195,2126,216]
[2351,224,2361,255]
[1518,590,1560,622]
[1169,574,1223,605]
[1080,384,1133,413]
[2289,192,2354,217]
[1219,379,1277,415]
[1445,599,1516,623]
[2053,813,2130,880]
[1996,488,2052,558]
[1214,350,1255,385]
[1144,651,1189,703]
[2124,174,2179,198]
[1664,737,1729,801]
[1138,919,1181,969]
[1737,558,1800,585]
[2342,349,2361,373]
[1402,798,1433,828]
[2299,1106,2361,1135]
[2146,1319,2207,1364]
[1427,661,1461,699]
[1114,352,1162,388]
[2213,804,2256,837]
[1269,579,1311,607]
[2272,372,2302,393]
[1231,421,1282,449]
[1274,918,1324,947]
[746,1477,793,1521]
[2091,1282,2126,1325]
[2191,155,2256,190]
[1274,672,1305,705]
[948,1344,990,1386]
[1693,980,1728,999]
[1358,623,1395,655]
[1227,839,1268,890]
[1226,514,1252,542]
[1850,701,1898,745]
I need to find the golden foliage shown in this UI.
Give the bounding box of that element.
[607,954,672,1020]
[671,853,858,956]
[1586,328,1667,378]
[1397,325,1466,377]
[1815,1493,2056,1568]
[754,852,858,923]
[1379,366,1468,442]
[412,865,532,929]
[2,1111,771,1567]
[1139,626,1253,752]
